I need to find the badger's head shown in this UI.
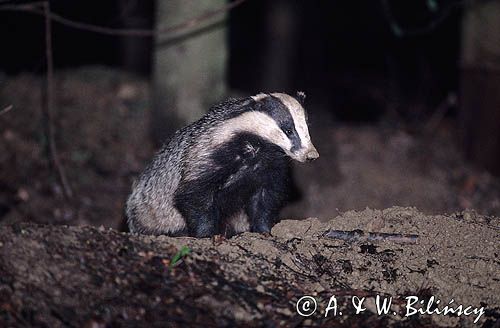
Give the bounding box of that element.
[250,92,318,162]
[218,92,319,162]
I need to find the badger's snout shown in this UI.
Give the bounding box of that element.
[305,147,319,161]
[293,145,319,162]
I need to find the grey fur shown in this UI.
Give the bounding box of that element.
[126,93,318,236]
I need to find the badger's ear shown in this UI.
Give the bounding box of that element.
[295,91,306,104]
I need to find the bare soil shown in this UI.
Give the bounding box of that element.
[0,207,498,327]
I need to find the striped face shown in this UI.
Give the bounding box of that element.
[209,92,319,163]
[248,92,319,162]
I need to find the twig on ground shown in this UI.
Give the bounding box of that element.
[324,229,418,244]
[0,105,13,115]
[42,1,72,199]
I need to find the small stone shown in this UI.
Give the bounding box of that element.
[313,283,325,293]
[277,307,293,316]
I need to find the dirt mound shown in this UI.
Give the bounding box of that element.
[0,207,498,327]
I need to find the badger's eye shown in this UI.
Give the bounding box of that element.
[285,129,292,136]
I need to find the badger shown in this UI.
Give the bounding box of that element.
[126,92,319,237]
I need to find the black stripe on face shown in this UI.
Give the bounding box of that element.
[254,95,302,152]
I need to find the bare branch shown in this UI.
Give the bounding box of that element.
[157,0,247,36]
[0,0,248,38]
[324,229,418,244]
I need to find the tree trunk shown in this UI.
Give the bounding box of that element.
[152,0,227,144]
[260,0,298,92]
[460,1,500,176]
[119,0,155,75]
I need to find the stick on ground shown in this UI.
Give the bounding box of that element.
[324,229,418,244]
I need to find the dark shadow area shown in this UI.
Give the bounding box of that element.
[0,0,499,230]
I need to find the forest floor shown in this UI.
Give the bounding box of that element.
[0,67,499,326]
[0,207,498,327]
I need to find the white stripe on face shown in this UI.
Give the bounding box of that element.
[212,110,292,151]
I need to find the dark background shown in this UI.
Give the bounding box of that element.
[1,0,499,229]
[1,0,462,122]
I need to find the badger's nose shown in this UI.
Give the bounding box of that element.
[306,148,319,161]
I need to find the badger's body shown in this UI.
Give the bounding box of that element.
[126,92,318,237]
